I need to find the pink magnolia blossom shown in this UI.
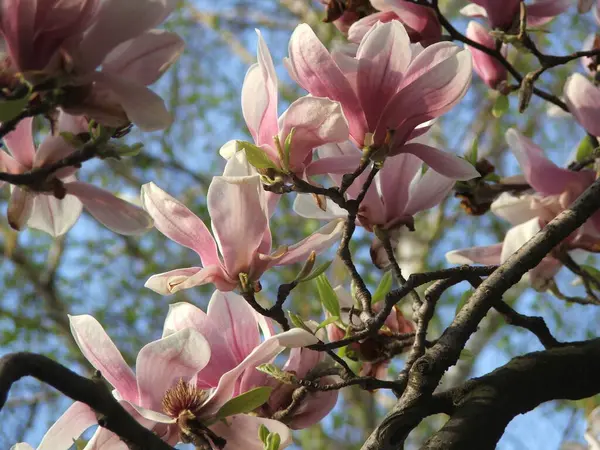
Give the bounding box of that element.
[220,30,349,175]
[466,21,508,90]
[296,139,458,266]
[461,0,571,29]
[285,21,478,180]
[32,292,318,450]
[164,294,338,430]
[564,73,600,137]
[1,0,184,131]
[0,114,152,236]
[326,286,415,378]
[446,129,599,289]
[317,0,361,34]
[141,177,344,293]
[348,0,441,45]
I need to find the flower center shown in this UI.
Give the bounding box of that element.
[162,379,209,419]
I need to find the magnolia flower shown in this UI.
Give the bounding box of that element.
[465,21,508,90]
[326,286,415,378]
[447,129,599,289]
[565,73,600,137]
[460,0,571,29]
[1,0,184,130]
[165,294,338,430]
[28,292,317,450]
[219,30,348,176]
[0,114,152,236]
[348,0,441,45]
[286,22,478,180]
[296,140,457,267]
[141,177,344,293]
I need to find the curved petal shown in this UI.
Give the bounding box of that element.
[527,0,571,26]
[379,152,422,220]
[400,142,479,180]
[65,181,153,235]
[3,117,34,167]
[0,151,26,176]
[75,0,178,72]
[162,302,207,337]
[490,192,538,225]
[210,415,292,450]
[28,193,83,237]
[33,135,79,169]
[505,128,593,196]
[37,402,97,450]
[136,328,211,410]
[472,0,520,28]
[500,218,541,263]
[208,175,268,277]
[144,265,236,295]
[141,182,220,266]
[293,193,347,220]
[7,187,34,231]
[564,73,600,137]
[446,243,502,265]
[101,30,184,85]
[68,314,137,401]
[347,11,400,44]
[278,97,349,171]
[466,21,507,89]
[288,24,367,144]
[404,166,454,215]
[287,381,338,429]
[275,219,345,266]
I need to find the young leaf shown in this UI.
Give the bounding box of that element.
[236,140,280,170]
[316,315,340,331]
[257,363,297,384]
[216,387,273,419]
[372,271,393,304]
[298,260,332,283]
[576,136,595,163]
[266,432,281,450]
[492,95,509,118]
[315,274,341,317]
[465,137,479,165]
[259,424,270,444]
[288,311,314,334]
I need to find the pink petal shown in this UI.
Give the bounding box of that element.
[275,219,345,266]
[0,151,26,178]
[68,314,138,401]
[33,135,78,169]
[7,187,34,231]
[356,21,411,131]
[347,11,400,44]
[140,182,220,266]
[287,24,367,144]
[37,402,97,450]
[472,0,520,28]
[278,96,349,171]
[385,1,441,42]
[378,152,422,221]
[459,4,489,19]
[400,142,479,180]
[404,166,455,215]
[527,0,572,26]
[92,72,172,131]
[65,181,153,235]
[305,155,361,177]
[292,194,347,221]
[209,415,292,450]
[500,218,541,263]
[490,192,539,225]
[3,118,34,167]
[136,328,211,410]
[208,175,268,277]
[101,30,184,85]
[144,265,237,295]
[75,0,178,72]
[505,128,594,196]
[445,243,503,265]
[28,193,83,236]
[286,379,338,429]
[466,21,507,89]
[564,73,600,137]
[242,30,279,147]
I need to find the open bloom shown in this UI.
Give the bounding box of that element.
[286,22,478,180]
[296,139,457,266]
[1,0,184,130]
[219,30,348,176]
[465,21,507,90]
[30,291,318,450]
[446,129,599,289]
[141,177,344,293]
[564,73,600,137]
[0,113,152,236]
[348,0,441,45]
[165,293,338,430]
[461,0,571,29]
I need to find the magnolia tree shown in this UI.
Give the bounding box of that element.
[3,0,600,449]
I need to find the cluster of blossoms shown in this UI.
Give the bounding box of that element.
[5,0,600,449]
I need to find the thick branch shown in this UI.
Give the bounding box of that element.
[0,352,175,450]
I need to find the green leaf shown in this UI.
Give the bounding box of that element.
[0,96,29,122]
[492,95,509,118]
[576,136,595,163]
[455,289,473,315]
[315,274,340,317]
[216,387,273,419]
[316,316,339,331]
[465,137,479,165]
[483,173,501,183]
[298,260,332,283]
[288,311,314,334]
[266,432,281,450]
[259,424,270,444]
[73,439,88,450]
[372,271,393,304]
[257,364,297,384]
[236,140,280,170]
[283,127,295,169]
